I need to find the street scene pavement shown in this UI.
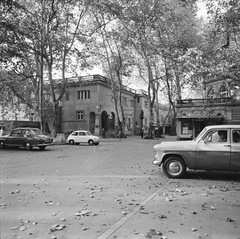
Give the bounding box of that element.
[1,136,240,239]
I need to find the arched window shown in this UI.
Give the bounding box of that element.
[219,84,228,97]
[207,87,215,98]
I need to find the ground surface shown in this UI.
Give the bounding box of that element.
[1,136,240,239]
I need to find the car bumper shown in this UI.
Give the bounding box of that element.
[36,143,54,147]
[152,155,162,166]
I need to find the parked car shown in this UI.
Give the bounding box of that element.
[67,130,100,145]
[0,127,53,150]
[153,125,240,178]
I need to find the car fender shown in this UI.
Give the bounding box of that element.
[154,141,197,169]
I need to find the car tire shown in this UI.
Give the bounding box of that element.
[24,142,32,150]
[88,140,94,146]
[39,146,46,150]
[162,156,186,178]
[69,140,75,145]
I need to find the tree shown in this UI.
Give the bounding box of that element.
[90,2,135,138]
[1,0,95,135]
[118,0,200,137]
[202,0,240,82]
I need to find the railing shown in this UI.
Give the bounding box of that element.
[67,74,136,94]
[67,74,110,84]
[176,97,233,107]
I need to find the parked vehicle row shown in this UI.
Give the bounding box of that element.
[2,125,240,179]
[0,128,101,150]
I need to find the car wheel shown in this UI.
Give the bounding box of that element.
[162,156,186,178]
[24,142,32,150]
[69,140,75,145]
[88,140,94,146]
[39,146,46,150]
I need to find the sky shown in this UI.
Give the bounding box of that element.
[197,1,208,18]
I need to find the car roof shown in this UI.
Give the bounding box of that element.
[205,125,240,130]
[13,127,40,130]
[74,130,88,132]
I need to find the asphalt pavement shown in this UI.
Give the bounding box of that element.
[1,135,240,239]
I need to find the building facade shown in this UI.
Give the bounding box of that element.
[176,77,240,139]
[61,75,170,136]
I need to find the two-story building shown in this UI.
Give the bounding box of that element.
[176,76,240,140]
[61,74,170,136]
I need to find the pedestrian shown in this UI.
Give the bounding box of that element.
[0,128,3,136]
[102,128,105,138]
[140,128,144,138]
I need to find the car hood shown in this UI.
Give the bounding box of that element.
[154,140,197,151]
[34,135,52,140]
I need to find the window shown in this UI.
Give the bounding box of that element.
[77,90,90,100]
[219,84,228,97]
[207,87,215,98]
[129,100,134,107]
[122,97,127,106]
[77,111,84,120]
[11,129,20,136]
[204,130,228,143]
[65,92,69,101]
[233,130,240,143]
[144,101,148,108]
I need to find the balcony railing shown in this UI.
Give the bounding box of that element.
[66,74,136,94]
[176,97,233,107]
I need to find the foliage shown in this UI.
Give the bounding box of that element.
[202,0,240,82]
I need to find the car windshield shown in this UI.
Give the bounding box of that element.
[86,131,92,136]
[194,127,208,142]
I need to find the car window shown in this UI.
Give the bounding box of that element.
[11,129,22,136]
[195,127,207,141]
[72,132,78,136]
[232,130,240,143]
[86,131,91,136]
[204,130,228,143]
[24,130,30,136]
[79,132,86,136]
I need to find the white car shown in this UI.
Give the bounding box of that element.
[67,130,100,145]
[153,125,240,178]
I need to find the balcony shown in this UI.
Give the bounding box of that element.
[176,97,234,107]
[66,74,136,94]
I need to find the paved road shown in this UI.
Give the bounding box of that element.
[1,136,240,239]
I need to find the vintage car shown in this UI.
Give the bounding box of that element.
[153,125,240,178]
[0,127,53,150]
[67,130,100,145]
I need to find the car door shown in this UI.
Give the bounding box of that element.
[195,129,231,170]
[5,129,21,146]
[231,129,240,170]
[78,132,87,143]
[71,131,79,143]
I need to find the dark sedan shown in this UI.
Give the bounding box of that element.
[0,127,53,150]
